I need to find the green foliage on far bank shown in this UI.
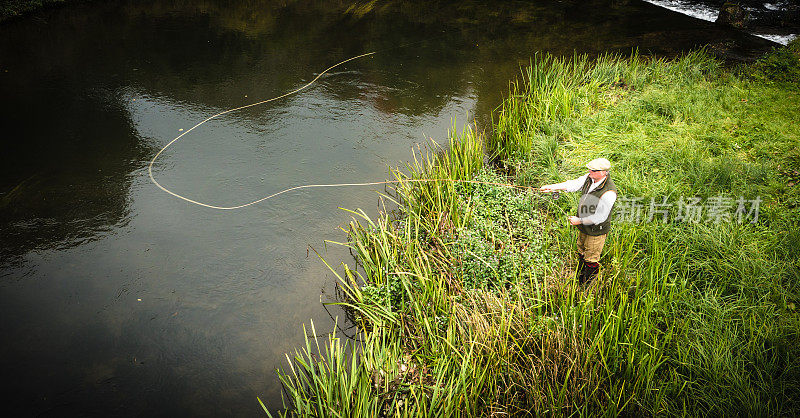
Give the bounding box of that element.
[0,0,68,22]
[272,43,800,416]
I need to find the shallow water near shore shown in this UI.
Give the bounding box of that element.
[0,0,777,415]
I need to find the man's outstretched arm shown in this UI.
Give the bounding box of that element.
[540,174,588,193]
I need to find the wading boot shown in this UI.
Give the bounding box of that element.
[581,262,600,284]
[576,254,585,282]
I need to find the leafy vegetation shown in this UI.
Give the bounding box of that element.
[271,40,800,416]
[747,38,800,84]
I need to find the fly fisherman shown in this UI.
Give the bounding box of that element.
[540,158,617,284]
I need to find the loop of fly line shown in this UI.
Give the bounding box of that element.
[147,51,544,210]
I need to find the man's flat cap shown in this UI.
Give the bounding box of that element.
[586,158,611,171]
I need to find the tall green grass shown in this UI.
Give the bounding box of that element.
[271,43,800,416]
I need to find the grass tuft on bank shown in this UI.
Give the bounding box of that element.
[271,41,800,416]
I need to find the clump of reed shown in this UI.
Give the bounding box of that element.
[270,47,800,416]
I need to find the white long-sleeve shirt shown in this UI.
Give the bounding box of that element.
[549,174,617,225]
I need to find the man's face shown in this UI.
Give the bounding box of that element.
[588,170,607,182]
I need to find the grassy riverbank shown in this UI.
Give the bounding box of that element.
[270,41,800,416]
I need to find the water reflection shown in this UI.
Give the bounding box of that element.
[0,84,144,259]
[0,0,776,415]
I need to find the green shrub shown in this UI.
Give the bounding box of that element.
[748,39,800,85]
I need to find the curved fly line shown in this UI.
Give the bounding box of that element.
[148,51,534,210]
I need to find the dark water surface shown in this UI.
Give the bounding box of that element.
[0,0,775,415]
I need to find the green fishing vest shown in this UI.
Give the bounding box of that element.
[577,175,616,236]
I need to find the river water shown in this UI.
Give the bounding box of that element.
[0,0,776,415]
